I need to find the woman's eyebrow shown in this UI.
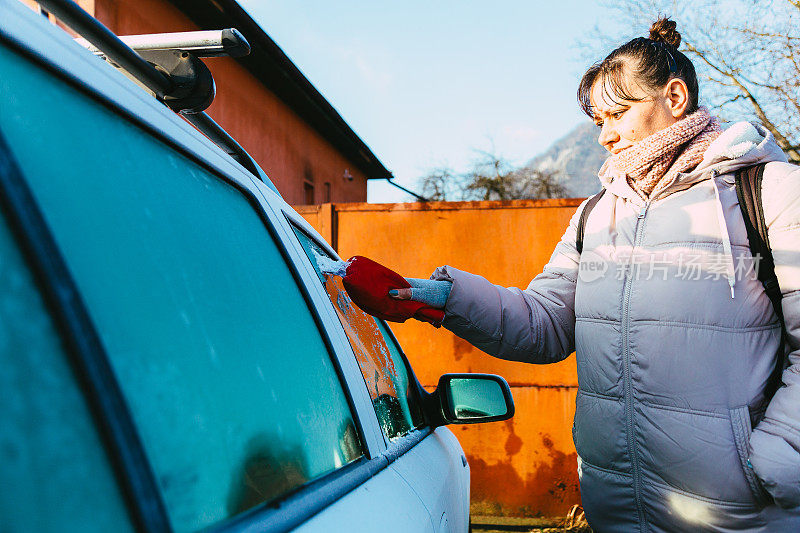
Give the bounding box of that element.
[594,104,629,118]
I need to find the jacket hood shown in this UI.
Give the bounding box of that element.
[598,121,789,203]
[696,121,788,178]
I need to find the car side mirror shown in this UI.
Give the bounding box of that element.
[424,373,515,427]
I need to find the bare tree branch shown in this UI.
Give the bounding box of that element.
[718,94,746,106]
[684,40,800,162]
[417,153,570,201]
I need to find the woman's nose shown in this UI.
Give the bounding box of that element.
[598,122,618,151]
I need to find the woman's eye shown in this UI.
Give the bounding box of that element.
[612,110,625,119]
[595,121,603,128]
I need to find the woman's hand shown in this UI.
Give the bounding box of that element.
[389,288,412,299]
[341,256,446,326]
[389,278,452,308]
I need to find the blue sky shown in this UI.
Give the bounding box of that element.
[238,1,623,202]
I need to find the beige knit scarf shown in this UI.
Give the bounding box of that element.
[608,107,723,198]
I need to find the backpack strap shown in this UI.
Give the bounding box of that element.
[576,189,606,255]
[735,163,787,400]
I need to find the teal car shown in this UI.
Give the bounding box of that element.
[0,1,514,532]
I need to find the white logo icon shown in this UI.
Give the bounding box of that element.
[578,250,608,283]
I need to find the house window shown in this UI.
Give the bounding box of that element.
[304,181,314,204]
[324,182,331,203]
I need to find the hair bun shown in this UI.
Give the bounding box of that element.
[649,17,681,48]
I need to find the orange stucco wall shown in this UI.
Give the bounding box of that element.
[298,198,586,517]
[77,0,370,205]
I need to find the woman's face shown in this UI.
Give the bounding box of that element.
[590,76,687,155]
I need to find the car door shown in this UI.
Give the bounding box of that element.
[272,207,470,532]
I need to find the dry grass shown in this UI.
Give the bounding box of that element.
[472,505,592,533]
[529,505,591,533]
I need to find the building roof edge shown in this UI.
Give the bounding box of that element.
[170,0,393,181]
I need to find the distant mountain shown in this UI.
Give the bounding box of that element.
[524,121,609,198]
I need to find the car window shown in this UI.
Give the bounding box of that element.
[0,46,363,532]
[291,226,425,440]
[0,208,134,533]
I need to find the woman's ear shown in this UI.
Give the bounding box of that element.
[665,78,690,118]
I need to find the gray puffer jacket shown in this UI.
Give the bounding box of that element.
[433,123,800,532]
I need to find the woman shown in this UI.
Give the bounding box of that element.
[374,17,800,532]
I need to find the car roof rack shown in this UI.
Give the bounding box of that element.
[33,0,267,183]
[76,29,251,59]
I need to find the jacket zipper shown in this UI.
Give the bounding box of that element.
[623,200,650,532]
